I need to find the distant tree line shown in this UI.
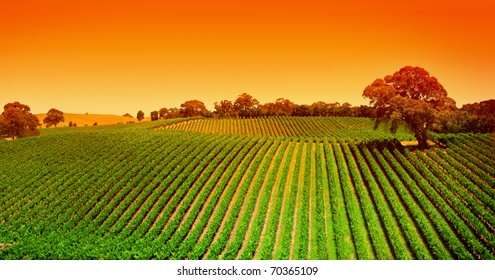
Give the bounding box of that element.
[1,82,493,141]
[433,99,495,133]
[136,90,494,138]
[144,93,375,121]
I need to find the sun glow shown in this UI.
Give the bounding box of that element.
[1,0,494,114]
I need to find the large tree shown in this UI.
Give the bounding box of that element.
[0,102,40,139]
[273,98,295,116]
[234,93,259,118]
[158,107,169,119]
[213,100,234,118]
[363,66,456,149]
[180,100,207,117]
[43,108,65,127]
[260,98,295,116]
[168,107,181,119]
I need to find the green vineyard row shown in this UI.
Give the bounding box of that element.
[158,116,413,141]
[0,118,494,259]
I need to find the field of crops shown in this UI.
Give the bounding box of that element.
[159,116,413,141]
[0,117,494,259]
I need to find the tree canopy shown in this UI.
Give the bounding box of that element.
[43,108,65,128]
[363,66,456,149]
[0,102,40,139]
[213,100,235,118]
[150,110,159,121]
[461,99,495,116]
[137,110,145,121]
[260,98,295,116]
[180,100,207,117]
[158,108,169,119]
[234,93,260,118]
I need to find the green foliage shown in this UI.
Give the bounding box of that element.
[160,116,413,142]
[1,119,494,259]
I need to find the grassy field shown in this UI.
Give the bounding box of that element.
[0,117,494,259]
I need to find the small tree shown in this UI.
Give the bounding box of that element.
[150,110,159,121]
[0,102,40,139]
[363,66,456,149]
[137,110,145,122]
[158,108,169,119]
[43,108,65,127]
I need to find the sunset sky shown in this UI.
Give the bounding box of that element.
[1,0,494,115]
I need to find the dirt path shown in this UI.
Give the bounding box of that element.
[0,243,14,250]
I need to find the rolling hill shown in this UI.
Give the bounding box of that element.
[0,117,494,259]
[35,113,149,127]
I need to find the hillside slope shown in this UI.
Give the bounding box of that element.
[0,118,494,259]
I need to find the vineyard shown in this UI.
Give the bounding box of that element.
[0,117,494,259]
[158,116,413,141]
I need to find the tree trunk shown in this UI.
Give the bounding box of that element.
[415,130,429,149]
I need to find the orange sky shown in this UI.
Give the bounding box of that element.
[1,0,494,115]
